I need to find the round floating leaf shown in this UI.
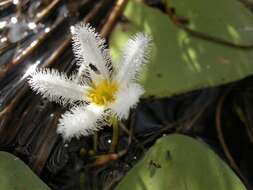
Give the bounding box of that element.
[110,0,253,97]
[115,134,246,190]
[163,0,253,44]
[0,151,51,190]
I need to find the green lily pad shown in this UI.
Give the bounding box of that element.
[0,151,51,190]
[163,0,253,44]
[110,0,253,97]
[115,134,246,190]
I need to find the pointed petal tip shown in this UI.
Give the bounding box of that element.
[115,32,152,84]
[27,68,88,105]
[70,22,112,79]
[134,32,152,44]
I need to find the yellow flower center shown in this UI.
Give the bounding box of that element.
[87,80,119,106]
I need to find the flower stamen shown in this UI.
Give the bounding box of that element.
[87,80,119,106]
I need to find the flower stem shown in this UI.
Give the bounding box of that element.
[110,116,119,153]
[93,132,98,153]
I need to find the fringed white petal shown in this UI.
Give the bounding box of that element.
[71,23,112,80]
[114,33,152,85]
[28,68,88,105]
[57,104,107,140]
[110,83,144,119]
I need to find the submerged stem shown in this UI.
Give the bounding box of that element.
[93,132,98,153]
[110,116,119,152]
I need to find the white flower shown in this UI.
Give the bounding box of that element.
[28,23,152,140]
